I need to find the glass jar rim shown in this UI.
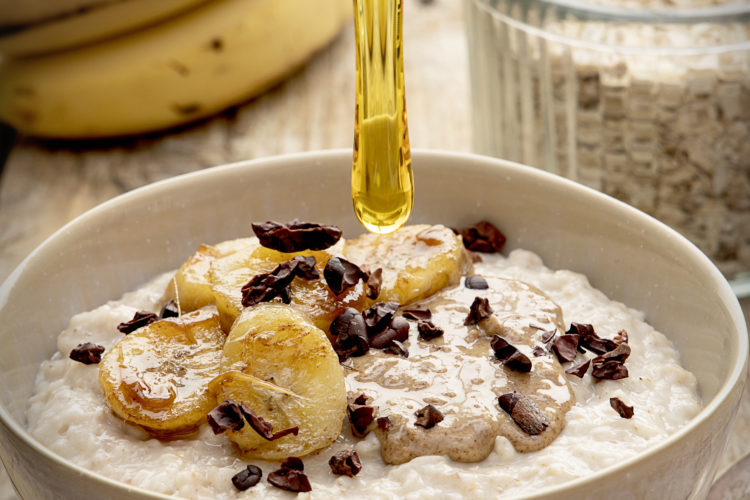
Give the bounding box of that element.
[472,0,750,54]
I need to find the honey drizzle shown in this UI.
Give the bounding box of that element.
[352,0,413,234]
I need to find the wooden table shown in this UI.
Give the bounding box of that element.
[0,0,747,496]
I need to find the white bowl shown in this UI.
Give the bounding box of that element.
[0,150,746,499]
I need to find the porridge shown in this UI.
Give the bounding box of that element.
[27,222,701,498]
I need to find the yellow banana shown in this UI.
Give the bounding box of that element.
[0,0,211,58]
[0,0,351,138]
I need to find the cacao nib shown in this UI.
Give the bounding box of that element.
[490,335,532,373]
[417,320,444,340]
[465,297,493,325]
[280,456,304,471]
[239,403,299,441]
[614,329,629,345]
[69,342,105,365]
[324,257,366,295]
[415,404,444,429]
[363,302,399,336]
[594,343,631,364]
[565,359,591,378]
[232,464,262,491]
[551,334,580,363]
[267,467,312,493]
[540,329,557,344]
[610,397,634,419]
[369,317,409,349]
[207,399,245,434]
[329,450,362,477]
[383,340,409,357]
[458,221,506,253]
[376,416,390,431]
[252,220,342,252]
[365,267,383,300]
[347,402,375,438]
[241,256,319,307]
[159,299,180,318]
[532,345,547,357]
[117,311,158,334]
[328,308,369,361]
[569,323,618,355]
[591,360,629,380]
[498,391,549,435]
[402,306,432,321]
[350,393,369,406]
[464,275,489,290]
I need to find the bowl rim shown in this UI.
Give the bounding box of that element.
[470,0,750,55]
[0,148,747,498]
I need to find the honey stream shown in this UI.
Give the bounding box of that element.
[352,0,413,234]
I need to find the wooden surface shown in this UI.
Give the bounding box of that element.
[0,0,748,497]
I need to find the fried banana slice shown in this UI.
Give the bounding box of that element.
[209,303,347,460]
[98,308,224,437]
[174,238,257,312]
[345,224,473,305]
[209,238,369,332]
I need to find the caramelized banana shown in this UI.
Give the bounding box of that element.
[174,238,257,312]
[209,304,346,459]
[209,238,369,331]
[98,308,224,437]
[345,224,473,305]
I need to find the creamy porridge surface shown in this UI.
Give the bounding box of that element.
[27,249,701,499]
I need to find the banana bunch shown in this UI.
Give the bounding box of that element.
[99,224,473,458]
[0,0,351,138]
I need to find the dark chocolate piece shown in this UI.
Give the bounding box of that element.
[551,334,580,363]
[159,299,179,318]
[610,397,634,419]
[365,268,383,300]
[207,399,245,434]
[415,404,444,429]
[324,256,366,295]
[329,450,362,477]
[490,335,532,373]
[417,320,444,341]
[328,308,369,361]
[232,465,262,491]
[532,345,547,357]
[465,297,493,325]
[459,221,507,253]
[69,342,105,365]
[402,306,432,321]
[497,392,548,435]
[565,359,591,378]
[239,403,299,441]
[117,311,158,334]
[267,467,312,493]
[464,275,489,290]
[347,401,376,438]
[252,220,342,252]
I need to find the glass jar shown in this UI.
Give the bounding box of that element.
[465,0,750,288]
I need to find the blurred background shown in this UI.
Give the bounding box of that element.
[0,0,747,496]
